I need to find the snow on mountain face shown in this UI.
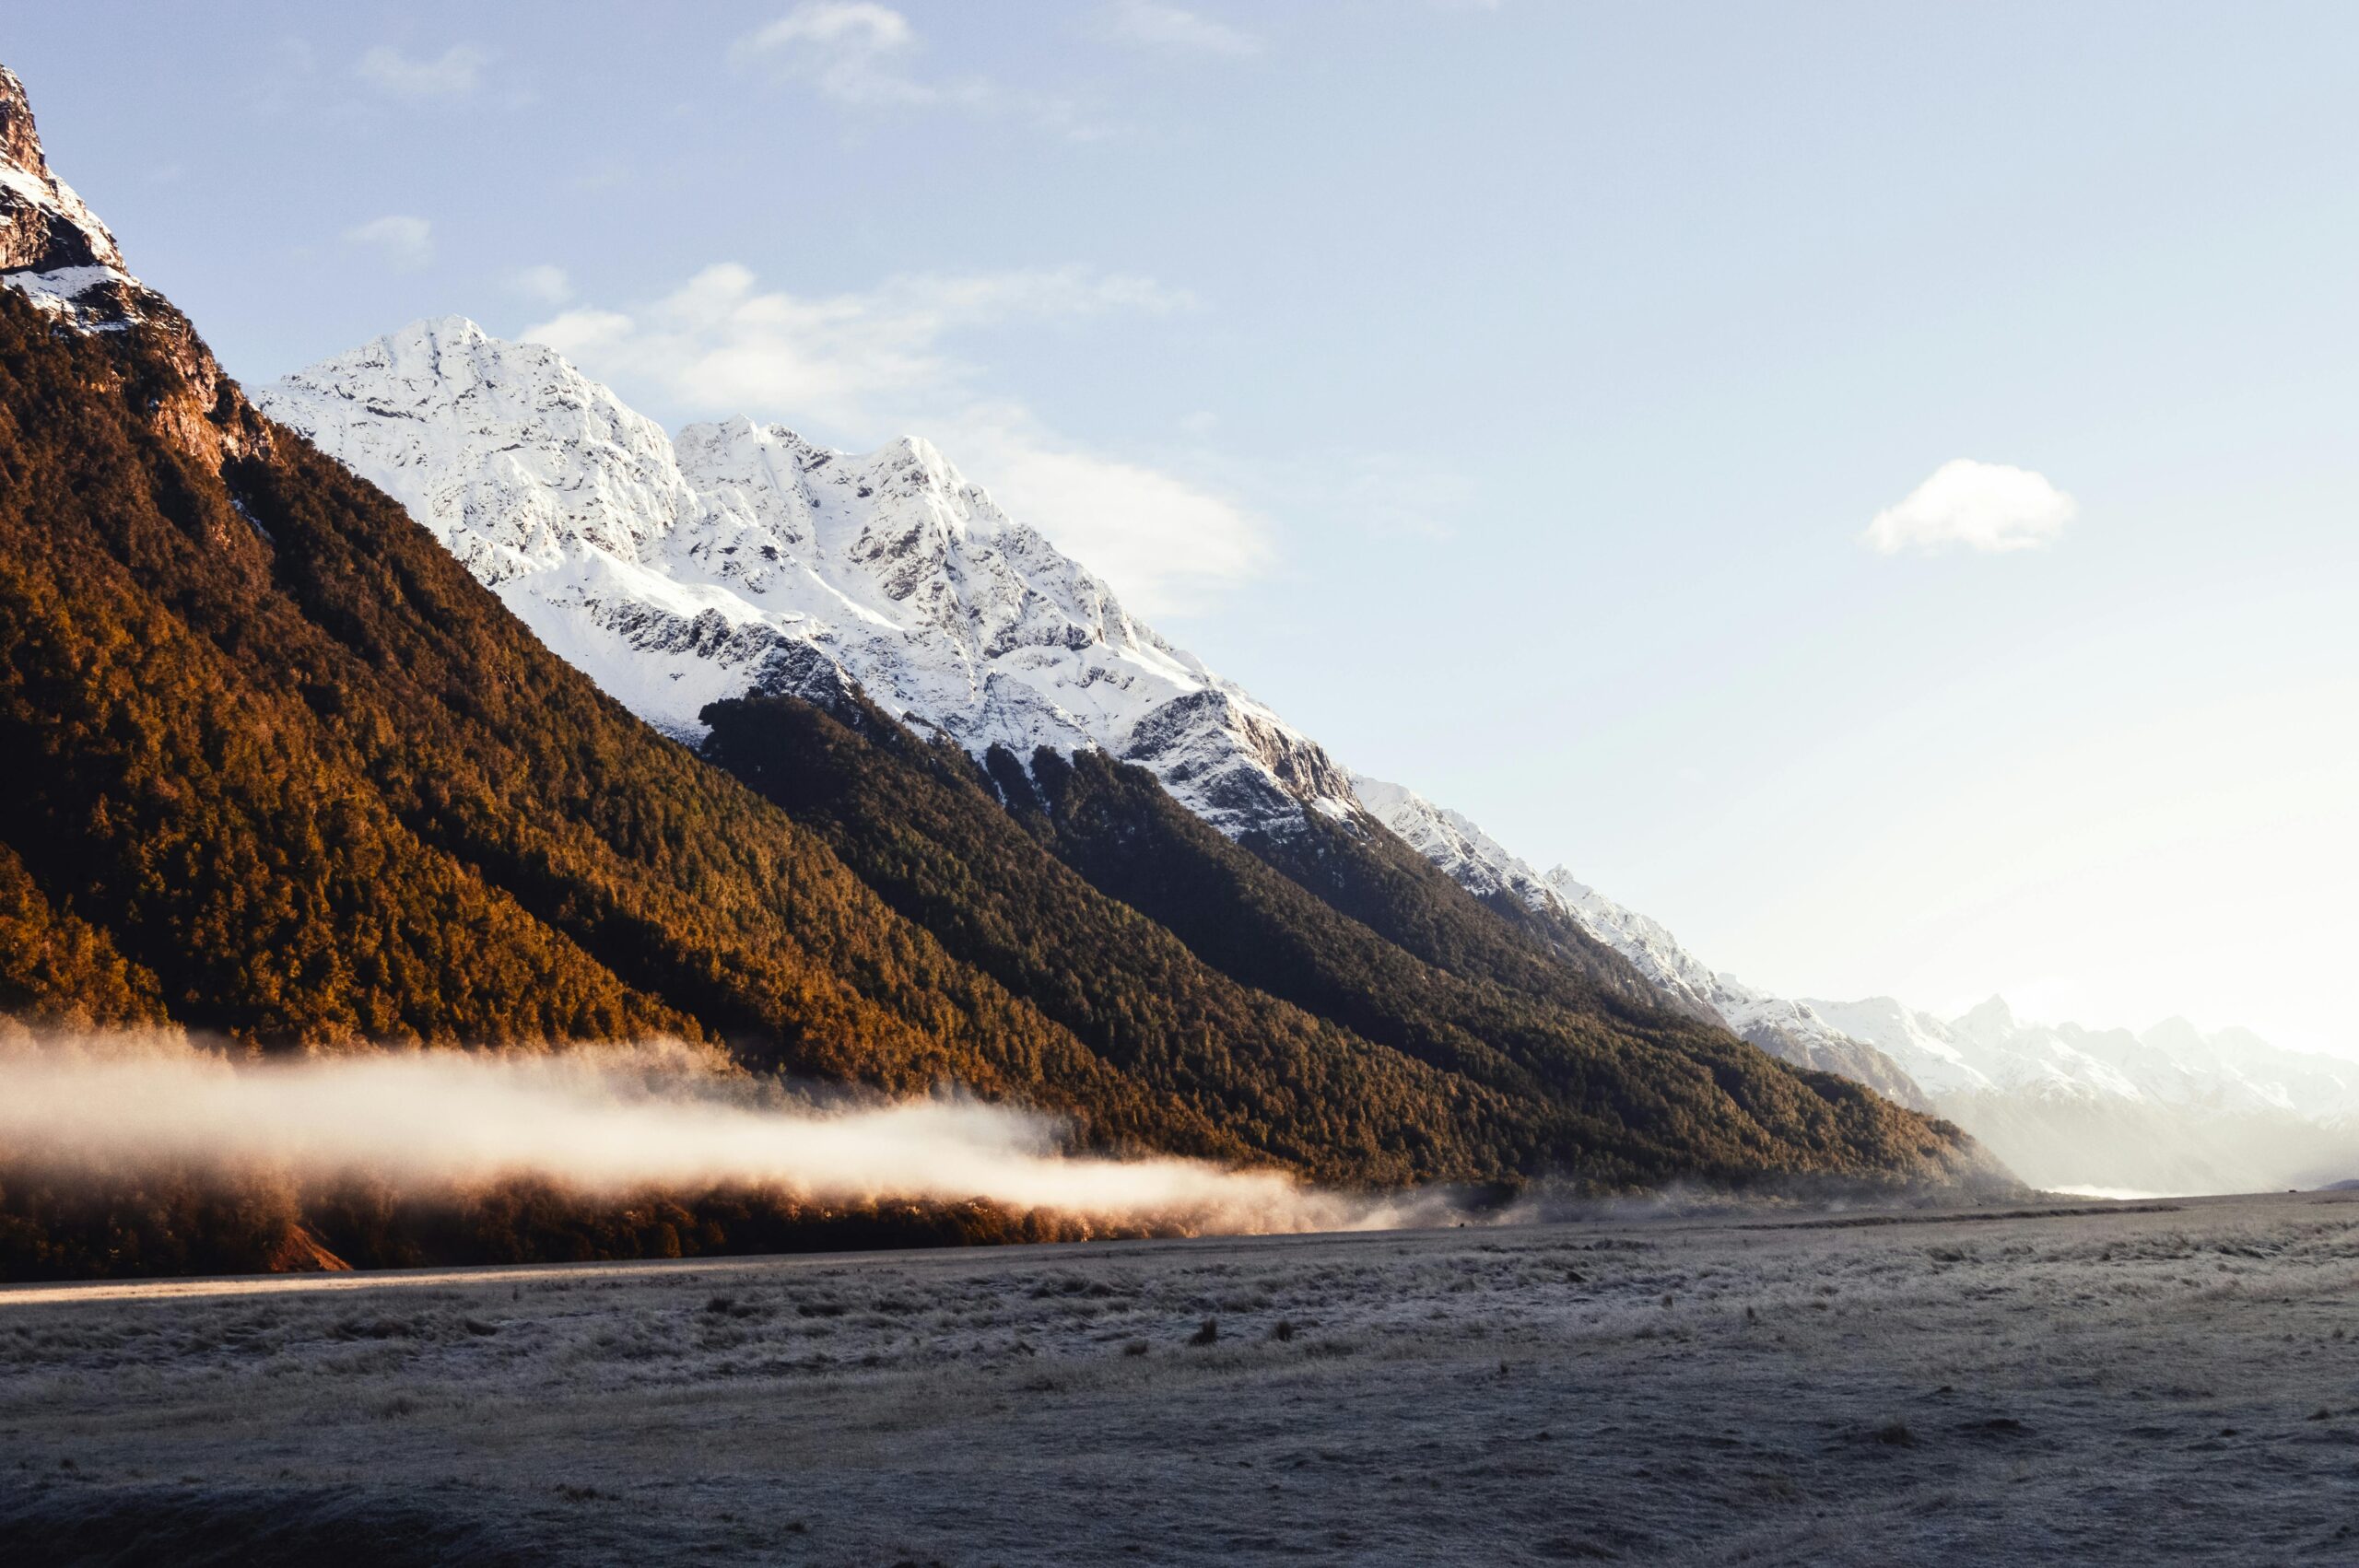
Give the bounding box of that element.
[260,319,1357,836]
[0,65,148,332]
[1350,775,1932,1107]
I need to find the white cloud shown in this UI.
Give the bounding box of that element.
[735,4,1109,136]
[526,262,1194,432]
[511,263,573,305]
[343,214,434,271]
[1863,459,2077,556]
[357,44,488,99]
[1098,1,1263,56]
[524,263,1261,614]
[735,3,932,105]
[944,403,1270,613]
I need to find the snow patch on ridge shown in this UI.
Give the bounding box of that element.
[1,66,149,334]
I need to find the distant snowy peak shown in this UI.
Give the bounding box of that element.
[1350,775,1931,1106]
[1802,999,2001,1099]
[0,64,147,332]
[1809,995,2359,1118]
[261,319,1357,835]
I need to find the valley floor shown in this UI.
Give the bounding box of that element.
[4,1193,2357,1565]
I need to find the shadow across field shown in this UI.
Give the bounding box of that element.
[5,1192,2358,1564]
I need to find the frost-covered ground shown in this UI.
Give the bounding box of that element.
[6,1193,2359,1565]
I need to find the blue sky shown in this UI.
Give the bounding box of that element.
[12,3,2356,1050]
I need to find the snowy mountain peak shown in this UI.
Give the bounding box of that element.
[0,64,146,331]
[271,318,703,583]
[261,322,1359,835]
[0,65,123,274]
[1954,995,2020,1040]
[2138,1016,2211,1063]
[1541,865,1592,900]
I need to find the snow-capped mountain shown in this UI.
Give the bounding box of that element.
[263,318,1936,1098]
[1813,995,2359,1116]
[19,44,2335,1193]
[259,320,1356,837]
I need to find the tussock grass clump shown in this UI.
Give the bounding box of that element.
[1189,1317,1220,1347]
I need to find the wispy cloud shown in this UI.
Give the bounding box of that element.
[947,401,1272,613]
[735,4,1109,137]
[511,263,573,305]
[1863,459,2077,556]
[343,214,434,271]
[357,43,488,100]
[528,263,1193,427]
[524,263,1263,613]
[1097,1,1263,57]
[734,3,928,106]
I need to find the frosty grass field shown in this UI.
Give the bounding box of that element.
[6,1191,2357,1565]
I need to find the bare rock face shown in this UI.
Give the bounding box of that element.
[0,65,266,474]
[0,64,124,274]
[0,64,149,333]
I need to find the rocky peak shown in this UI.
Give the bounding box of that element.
[0,65,40,170]
[0,63,154,342]
[0,64,126,277]
[266,317,694,580]
[0,62,264,473]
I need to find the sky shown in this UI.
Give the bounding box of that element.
[10,3,2356,1052]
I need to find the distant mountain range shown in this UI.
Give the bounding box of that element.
[1347,770,2359,1191]
[1809,996,2359,1192]
[0,55,1989,1283]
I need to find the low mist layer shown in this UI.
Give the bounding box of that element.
[0,1036,1439,1236]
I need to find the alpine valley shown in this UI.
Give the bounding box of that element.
[0,62,2012,1279]
[252,318,2359,1200]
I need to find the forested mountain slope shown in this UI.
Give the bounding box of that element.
[703,696,1975,1187]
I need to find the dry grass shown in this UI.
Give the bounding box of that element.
[4,1192,2359,1563]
